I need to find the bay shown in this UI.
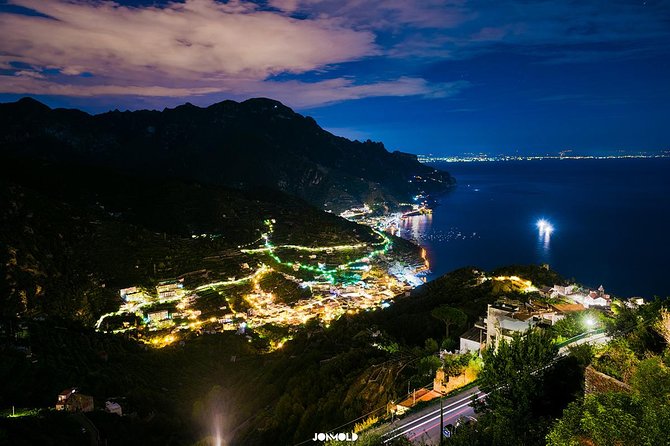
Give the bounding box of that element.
[398,158,670,298]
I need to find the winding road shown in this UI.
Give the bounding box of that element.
[376,331,610,444]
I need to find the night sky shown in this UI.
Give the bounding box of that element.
[0,0,668,155]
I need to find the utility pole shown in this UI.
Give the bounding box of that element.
[439,392,444,445]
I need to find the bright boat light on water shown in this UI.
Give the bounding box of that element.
[537,219,554,234]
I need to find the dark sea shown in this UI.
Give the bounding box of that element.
[398,158,670,298]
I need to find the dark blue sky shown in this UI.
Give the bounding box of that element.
[0,0,668,155]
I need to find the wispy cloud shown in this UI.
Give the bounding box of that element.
[0,71,469,108]
[0,0,376,80]
[392,1,670,61]
[0,0,668,109]
[0,0,473,107]
[271,0,670,62]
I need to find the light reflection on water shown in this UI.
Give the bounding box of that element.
[398,214,550,247]
[537,224,552,260]
[398,213,432,242]
[397,214,480,244]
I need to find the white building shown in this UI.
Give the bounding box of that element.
[459,325,486,354]
[484,300,562,349]
[553,284,576,296]
[156,280,183,299]
[147,310,170,322]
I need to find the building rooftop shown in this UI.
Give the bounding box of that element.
[397,388,441,408]
[490,300,520,312]
[460,326,484,343]
[551,303,586,313]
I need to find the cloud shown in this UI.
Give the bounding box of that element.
[0,0,388,104]
[0,0,476,108]
[274,0,670,62]
[0,0,377,80]
[270,0,471,31]
[0,70,469,109]
[0,75,225,97]
[268,0,303,14]
[395,1,670,61]
[251,77,470,108]
[1,0,666,110]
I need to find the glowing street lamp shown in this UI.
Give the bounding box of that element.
[585,317,595,330]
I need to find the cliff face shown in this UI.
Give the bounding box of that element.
[0,97,454,210]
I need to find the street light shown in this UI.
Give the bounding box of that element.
[585,317,595,331]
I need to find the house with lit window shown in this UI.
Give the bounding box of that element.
[55,388,94,412]
[156,279,184,299]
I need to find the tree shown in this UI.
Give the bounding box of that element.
[417,356,443,378]
[631,356,670,404]
[547,305,670,446]
[469,329,559,446]
[431,305,467,339]
[546,393,643,446]
[551,310,608,341]
[606,298,665,355]
[424,338,439,354]
[592,338,638,382]
[654,307,670,344]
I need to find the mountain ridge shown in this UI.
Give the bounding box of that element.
[0,97,454,211]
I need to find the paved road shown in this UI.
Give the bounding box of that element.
[558,332,609,355]
[377,331,610,445]
[379,387,483,445]
[70,413,100,446]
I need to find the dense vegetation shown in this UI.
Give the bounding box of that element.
[450,330,581,446]
[448,298,670,446]
[0,265,558,445]
[546,302,670,445]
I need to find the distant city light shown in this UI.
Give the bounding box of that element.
[417,152,670,163]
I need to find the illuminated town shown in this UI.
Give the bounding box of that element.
[95,217,430,348]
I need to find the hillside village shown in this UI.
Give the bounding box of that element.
[391,277,648,415]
